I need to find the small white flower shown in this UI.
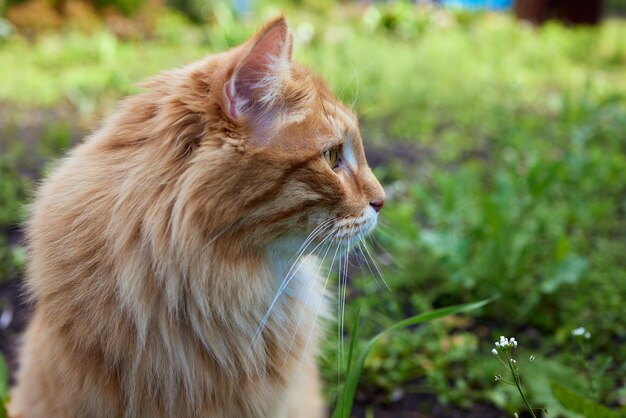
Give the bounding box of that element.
[492,348,498,355]
[494,336,518,349]
[572,327,586,336]
[585,332,591,339]
[510,359,517,364]
[529,355,536,362]
[495,375,501,381]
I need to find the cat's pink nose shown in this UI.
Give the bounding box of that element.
[370,198,384,213]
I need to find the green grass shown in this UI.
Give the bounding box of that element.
[0,352,7,418]
[332,298,495,418]
[1,2,626,416]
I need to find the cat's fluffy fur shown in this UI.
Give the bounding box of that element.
[10,17,384,418]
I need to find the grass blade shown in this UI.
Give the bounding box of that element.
[332,297,497,418]
[345,305,361,377]
[0,352,8,418]
[341,305,361,418]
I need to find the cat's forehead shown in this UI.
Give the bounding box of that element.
[319,96,358,139]
[261,65,361,155]
[272,99,358,155]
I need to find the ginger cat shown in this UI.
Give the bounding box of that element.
[10,17,384,418]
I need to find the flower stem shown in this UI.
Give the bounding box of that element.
[509,362,537,418]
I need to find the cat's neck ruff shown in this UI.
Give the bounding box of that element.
[267,237,330,314]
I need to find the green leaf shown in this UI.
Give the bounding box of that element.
[550,381,621,418]
[541,255,588,294]
[0,353,8,418]
[345,305,361,377]
[339,305,361,418]
[0,353,8,401]
[419,229,460,258]
[332,297,496,418]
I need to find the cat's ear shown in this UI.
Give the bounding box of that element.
[224,17,293,122]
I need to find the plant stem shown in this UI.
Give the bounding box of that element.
[576,340,597,399]
[509,362,537,418]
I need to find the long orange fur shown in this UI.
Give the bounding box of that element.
[10,17,384,418]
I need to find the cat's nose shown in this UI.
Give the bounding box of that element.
[370,197,384,213]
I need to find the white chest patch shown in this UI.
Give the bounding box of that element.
[279,255,325,308]
[267,241,330,326]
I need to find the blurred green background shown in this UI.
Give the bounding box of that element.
[1,0,625,417]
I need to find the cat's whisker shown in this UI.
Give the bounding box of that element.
[286,218,336,265]
[335,224,353,385]
[206,218,241,245]
[348,61,374,110]
[279,218,338,289]
[356,241,382,289]
[254,221,337,341]
[279,224,336,318]
[279,236,336,373]
[273,225,335,296]
[336,235,342,387]
[368,232,397,266]
[376,219,392,229]
[371,227,398,263]
[372,220,394,235]
[360,236,391,292]
[339,225,355,381]
[269,220,333,296]
[352,240,365,263]
[368,232,385,250]
[337,241,344,385]
[297,236,341,373]
[349,65,360,111]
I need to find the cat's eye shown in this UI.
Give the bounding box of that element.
[323,146,341,169]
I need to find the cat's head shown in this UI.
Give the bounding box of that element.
[159,17,384,256]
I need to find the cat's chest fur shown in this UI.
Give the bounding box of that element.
[268,242,329,323]
[135,252,327,418]
[176,257,326,418]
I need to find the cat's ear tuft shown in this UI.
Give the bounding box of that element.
[224,17,293,121]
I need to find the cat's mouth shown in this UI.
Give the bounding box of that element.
[332,209,377,247]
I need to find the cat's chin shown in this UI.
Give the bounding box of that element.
[332,206,378,248]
